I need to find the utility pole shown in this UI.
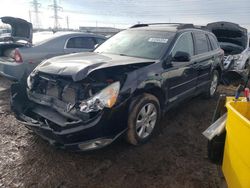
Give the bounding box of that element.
[30,0,41,29]
[29,10,32,23]
[66,16,69,30]
[48,0,63,30]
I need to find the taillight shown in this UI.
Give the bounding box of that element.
[14,49,23,63]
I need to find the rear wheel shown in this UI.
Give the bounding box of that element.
[126,93,161,145]
[204,70,219,98]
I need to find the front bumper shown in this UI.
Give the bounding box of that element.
[223,56,246,71]
[19,113,126,151]
[11,83,129,151]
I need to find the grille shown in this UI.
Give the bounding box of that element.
[36,76,77,104]
[46,82,58,98]
[62,86,76,104]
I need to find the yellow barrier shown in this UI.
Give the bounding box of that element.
[223,98,250,188]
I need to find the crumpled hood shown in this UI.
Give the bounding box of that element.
[36,52,155,81]
[0,16,33,43]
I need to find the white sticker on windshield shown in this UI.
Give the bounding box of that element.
[148,38,168,43]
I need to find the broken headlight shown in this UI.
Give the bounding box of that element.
[27,74,35,89]
[79,82,120,113]
[233,54,243,61]
[27,60,50,89]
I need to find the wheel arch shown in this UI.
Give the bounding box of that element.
[213,65,222,80]
[132,86,165,110]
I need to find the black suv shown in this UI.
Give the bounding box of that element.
[11,23,224,151]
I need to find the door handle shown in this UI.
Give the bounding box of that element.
[192,62,201,68]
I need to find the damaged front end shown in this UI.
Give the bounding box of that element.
[207,22,249,71]
[11,59,152,151]
[11,72,128,151]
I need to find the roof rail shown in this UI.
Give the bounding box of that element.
[130,23,198,29]
[177,24,194,29]
[130,24,149,28]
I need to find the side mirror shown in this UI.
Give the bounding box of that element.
[172,51,190,62]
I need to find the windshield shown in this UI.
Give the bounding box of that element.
[95,30,174,60]
[0,20,11,37]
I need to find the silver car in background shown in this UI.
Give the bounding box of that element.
[0,17,106,81]
[207,22,250,71]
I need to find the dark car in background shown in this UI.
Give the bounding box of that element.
[0,17,106,81]
[11,23,224,151]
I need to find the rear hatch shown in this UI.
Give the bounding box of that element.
[0,17,33,62]
[0,16,33,43]
[207,22,248,55]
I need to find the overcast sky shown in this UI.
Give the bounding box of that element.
[0,0,250,30]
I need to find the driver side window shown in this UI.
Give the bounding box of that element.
[172,32,194,57]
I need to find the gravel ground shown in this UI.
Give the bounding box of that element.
[0,76,234,188]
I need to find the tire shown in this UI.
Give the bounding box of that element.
[204,70,219,98]
[126,93,161,145]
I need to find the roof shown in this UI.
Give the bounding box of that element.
[129,23,206,32]
[33,31,106,45]
[33,31,105,40]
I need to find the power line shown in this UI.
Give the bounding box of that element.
[36,0,250,29]
[48,0,63,30]
[30,0,41,28]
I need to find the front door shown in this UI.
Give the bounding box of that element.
[165,32,198,104]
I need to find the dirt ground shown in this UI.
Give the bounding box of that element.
[0,76,235,188]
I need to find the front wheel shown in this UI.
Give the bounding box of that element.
[126,93,161,145]
[204,70,219,98]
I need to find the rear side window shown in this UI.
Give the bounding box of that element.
[208,34,219,50]
[194,32,209,54]
[95,38,106,45]
[172,32,194,57]
[66,37,96,49]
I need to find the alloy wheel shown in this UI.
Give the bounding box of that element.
[210,73,218,96]
[136,103,157,139]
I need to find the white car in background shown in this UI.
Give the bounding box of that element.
[207,22,250,71]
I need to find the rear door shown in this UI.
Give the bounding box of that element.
[64,36,96,53]
[166,32,198,103]
[207,33,224,69]
[193,31,213,91]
